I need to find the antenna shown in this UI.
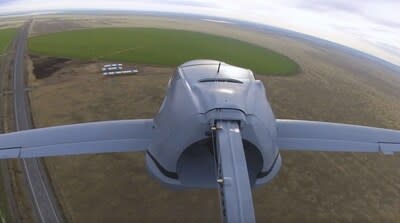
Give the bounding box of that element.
[217,62,221,74]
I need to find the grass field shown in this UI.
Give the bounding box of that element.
[28,28,299,75]
[0,28,16,55]
[0,28,16,223]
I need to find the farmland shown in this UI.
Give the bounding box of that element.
[28,28,299,75]
[26,16,400,222]
[0,27,16,223]
[0,28,17,54]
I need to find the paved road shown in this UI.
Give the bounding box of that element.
[12,21,65,223]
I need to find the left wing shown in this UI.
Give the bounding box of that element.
[0,119,153,159]
[276,119,400,155]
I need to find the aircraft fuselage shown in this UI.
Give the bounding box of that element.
[146,60,282,189]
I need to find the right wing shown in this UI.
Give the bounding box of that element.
[0,119,153,159]
[276,119,400,155]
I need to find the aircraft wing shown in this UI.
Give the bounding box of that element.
[276,119,400,155]
[0,119,153,159]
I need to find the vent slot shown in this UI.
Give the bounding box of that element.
[198,78,243,84]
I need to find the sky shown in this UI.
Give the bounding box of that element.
[0,0,399,67]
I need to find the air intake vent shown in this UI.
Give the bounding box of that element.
[198,78,243,84]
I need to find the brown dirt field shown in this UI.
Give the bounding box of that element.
[30,55,71,79]
[0,17,25,29]
[29,18,87,37]
[27,16,400,223]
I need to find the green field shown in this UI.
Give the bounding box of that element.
[29,28,299,75]
[0,28,16,223]
[0,28,17,55]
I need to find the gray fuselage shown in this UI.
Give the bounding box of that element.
[146,60,282,189]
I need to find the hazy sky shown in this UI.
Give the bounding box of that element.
[0,0,399,66]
